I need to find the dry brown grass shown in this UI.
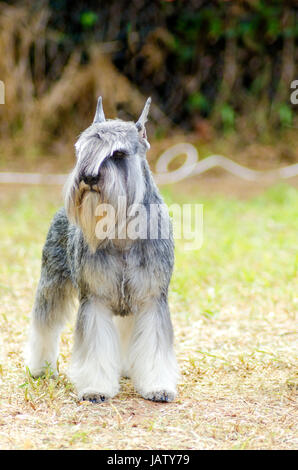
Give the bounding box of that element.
[0,184,297,450]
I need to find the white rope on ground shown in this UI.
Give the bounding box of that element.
[0,143,298,186]
[154,143,298,184]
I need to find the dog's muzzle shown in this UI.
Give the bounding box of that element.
[78,175,101,198]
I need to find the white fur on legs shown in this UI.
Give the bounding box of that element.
[25,281,75,378]
[127,301,179,402]
[25,321,61,377]
[113,315,135,377]
[69,299,121,402]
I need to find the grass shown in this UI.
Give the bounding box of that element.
[0,182,297,449]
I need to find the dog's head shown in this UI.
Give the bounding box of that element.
[64,97,151,251]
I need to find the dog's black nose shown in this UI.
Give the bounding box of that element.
[82,174,98,186]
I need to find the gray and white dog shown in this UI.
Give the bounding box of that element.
[26,97,179,403]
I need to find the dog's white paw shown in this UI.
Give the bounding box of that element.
[25,363,58,379]
[78,388,113,403]
[140,388,177,402]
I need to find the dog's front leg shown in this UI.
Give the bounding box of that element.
[69,298,120,403]
[128,296,179,402]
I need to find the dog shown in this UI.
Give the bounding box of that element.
[26,97,179,403]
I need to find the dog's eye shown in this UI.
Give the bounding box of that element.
[111,150,127,159]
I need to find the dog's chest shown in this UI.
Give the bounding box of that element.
[80,248,161,316]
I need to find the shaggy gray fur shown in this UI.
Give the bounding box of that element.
[26,98,179,403]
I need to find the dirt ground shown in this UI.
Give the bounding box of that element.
[0,291,297,450]
[0,175,297,450]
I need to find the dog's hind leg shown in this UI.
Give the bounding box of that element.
[69,298,121,403]
[26,209,75,378]
[26,278,75,378]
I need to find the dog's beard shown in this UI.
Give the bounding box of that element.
[64,157,145,252]
[65,180,126,252]
[64,177,102,252]
[78,188,102,252]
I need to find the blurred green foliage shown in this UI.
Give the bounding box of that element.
[5,0,298,135]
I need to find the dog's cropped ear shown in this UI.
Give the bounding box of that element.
[93,96,105,123]
[136,97,151,140]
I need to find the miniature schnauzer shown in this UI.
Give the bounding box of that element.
[26,97,179,403]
